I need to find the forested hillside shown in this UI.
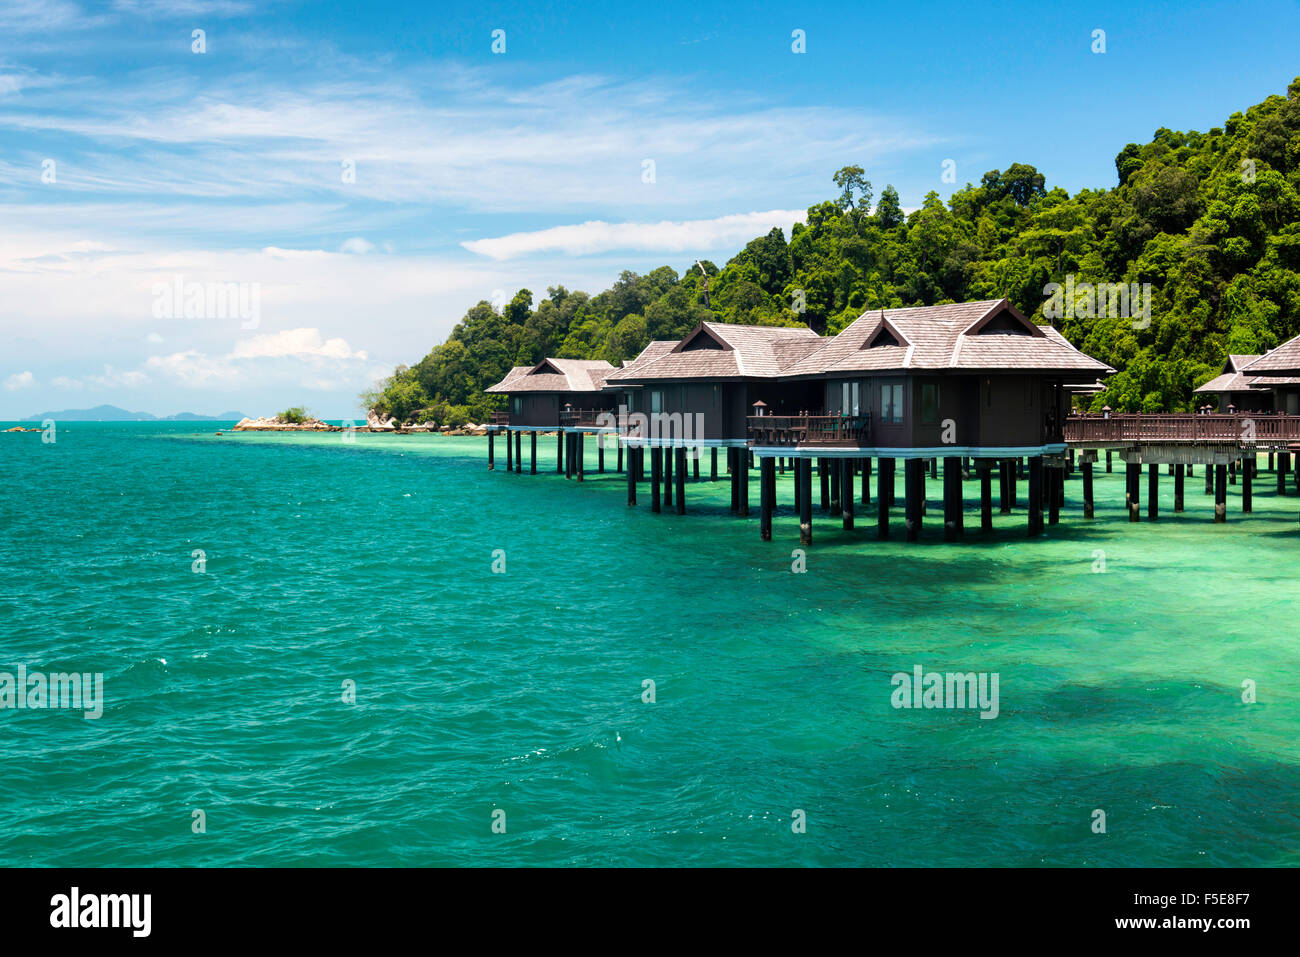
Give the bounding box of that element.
[366,78,1300,425]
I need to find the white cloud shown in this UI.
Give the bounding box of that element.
[3,370,35,390]
[51,376,84,389]
[462,209,808,260]
[229,328,366,360]
[338,237,375,255]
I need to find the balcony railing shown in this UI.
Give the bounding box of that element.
[747,413,872,447]
[489,411,511,426]
[559,408,615,429]
[1064,412,1300,445]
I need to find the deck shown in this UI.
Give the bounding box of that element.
[746,414,872,448]
[1065,413,1300,448]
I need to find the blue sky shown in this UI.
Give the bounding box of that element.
[2,0,1298,417]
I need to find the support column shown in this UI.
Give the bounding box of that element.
[739,449,750,517]
[663,440,673,508]
[1008,462,1018,510]
[531,432,537,474]
[650,447,662,513]
[861,458,871,505]
[905,459,922,542]
[617,441,623,474]
[980,461,993,531]
[1028,456,1043,535]
[1174,463,1184,512]
[819,459,830,512]
[598,435,605,473]
[693,450,700,482]
[884,457,895,507]
[1229,459,1236,486]
[729,449,740,513]
[505,430,513,471]
[760,456,774,541]
[675,447,686,515]
[1215,464,1227,523]
[799,458,813,546]
[930,457,938,480]
[1082,462,1094,519]
[1147,463,1158,521]
[575,432,583,481]
[1269,451,1275,471]
[1048,465,1060,525]
[841,459,854,530]
[488,430,495,470]
[557,431,564,474]
[943,457,961,541]
[1279,451,1290,495]
[710,447,718,482]
[515,431,522,473]
[1206,462,1214,494]
[793,453,802,512]
[1105,449,1112,473]
[830,459,841,515]
[999,460,1010,514]
[877,459,891,539]
[627,449,637,506]
[1243,456,1253,513]
[1127,462,1140,521]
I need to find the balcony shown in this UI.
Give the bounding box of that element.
[489,411,511,426]
[747,413,872,447]
[1064,412,1300,446]
[559,408,614,429]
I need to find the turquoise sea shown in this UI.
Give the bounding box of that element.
[1,421,1297,866]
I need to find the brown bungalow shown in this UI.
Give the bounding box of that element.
[483,357,617,476]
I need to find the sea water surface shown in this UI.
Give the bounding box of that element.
[1,421,1297,866]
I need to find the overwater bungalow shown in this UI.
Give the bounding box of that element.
[1193,355,1280,413]
[757,299,1114,541]
[1238,344,1300,414]
[483,357,617,474]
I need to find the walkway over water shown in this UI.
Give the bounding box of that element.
[1065,413,1300,448]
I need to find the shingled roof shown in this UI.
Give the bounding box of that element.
[1195,354,1300,392]
[604,341,678,384]
[484,358,615,394]
[608,322,821,382]
[781,299,1114,377]
[1240,340,1300,378]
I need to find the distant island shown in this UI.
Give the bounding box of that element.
[21,404,246,422]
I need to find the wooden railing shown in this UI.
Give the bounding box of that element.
[1065,413,1300,445]
[559,408,614,429]
[747,414,872,447]
[489,411,511,426]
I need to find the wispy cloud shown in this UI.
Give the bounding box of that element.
[463,210,808,260]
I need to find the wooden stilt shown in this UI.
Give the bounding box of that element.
[488,430,495,470]
[999,461,1010,513]
[980,461,993,531]
[799,458,813,546]
[515,431,522,473]
[1229,459,1236,485]
[617,441,623,474]
[739,449,750,517]
[1082,462,1094,518]
[1028,456,1043,535]
[1147,463,1157,521]
[841,459,854,530]
[627,449,637,506]
[650,447,662,513]
[598,435,604,473]
[760,457,774,541]
[819,459,830,511]
[710,446,718,481]
[1207,462,1215,494]
[663,439,673,507]
[675,447,686,515]
[1048,465,1060,525]
[943,457,961,541]
[1243,456,1252,512]
[693,450,699,481]
[1008,462,1018,509]
[829,458,841,515]
[1269,451,1275,471]
[793,453,802,512]
[877,459,891,539]
[557,431,564,474]
[1105,449,1112,473]
[904,459,919,541]
[862,457,871,505]
[1174,463,1184,511]
[505,429,513,471]
[1280,451,1291,495]
[930,457,938,480]
[729,449,739,513]
[531,432,537,474]
[1215,464,1227,523]
[1127,462,1140,521]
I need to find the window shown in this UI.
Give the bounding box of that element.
[881,382,904,424]
[920,383,940,425]
[650,390,663,414]
[851,382,860,416]
[512,397,522,415]
[841,382,850,414]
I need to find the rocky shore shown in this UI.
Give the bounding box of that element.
[231,411,491,435]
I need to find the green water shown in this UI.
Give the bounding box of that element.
[1,422,1297,866]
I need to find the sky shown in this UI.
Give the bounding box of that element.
[1,0,1298,418]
